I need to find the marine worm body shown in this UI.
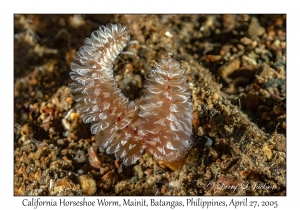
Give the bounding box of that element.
[69,23,193,166]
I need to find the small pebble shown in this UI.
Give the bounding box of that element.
[78,175,97,195]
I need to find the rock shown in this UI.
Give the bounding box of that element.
[240,37,253,45]
[218,58,240,83]
[248,17,266,40]
[78,175,97,195]
[98,170,119,191]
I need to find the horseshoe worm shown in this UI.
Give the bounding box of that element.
[69,23,193,166]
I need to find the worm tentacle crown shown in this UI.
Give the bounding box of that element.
[69,23,193,167]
